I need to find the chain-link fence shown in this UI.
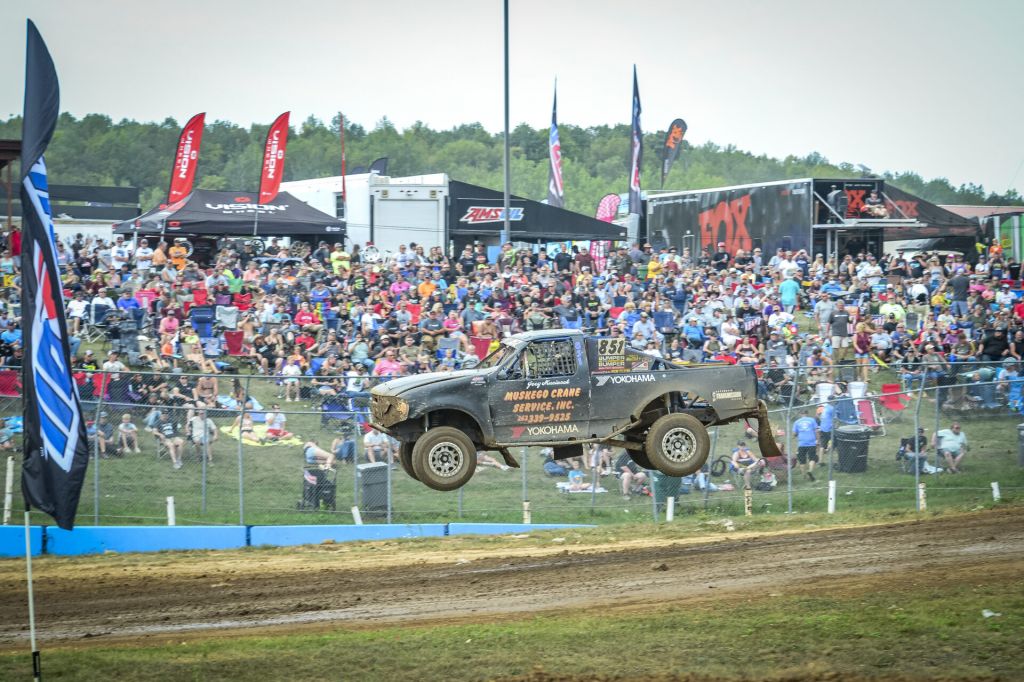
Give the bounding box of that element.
[2,365,1022,527]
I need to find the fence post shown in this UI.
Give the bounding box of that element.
[2,455,13,525]
[913,372,926,511]
[457,486,463,519]
[704,427,717,511]
[589,454,599,515]
[520,446,528,521]
[785,375,797,514]
[237,374,252,526]
[166,496,176,526]
[386,439,393,524]
[991,482,1001,503]
[827,479,836,514]
[200,417,208,515]
[91,373,108,526]
[743,487,753,517]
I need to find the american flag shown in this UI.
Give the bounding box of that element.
[547,84,564,208]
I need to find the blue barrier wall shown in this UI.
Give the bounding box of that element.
[46,526,248,556]
[0,522,590,558]
[448,523,593,536]
[249,524,447,548]
[0,525,43,558]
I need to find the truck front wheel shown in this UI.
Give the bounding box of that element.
[644,414,711,477]
[411,427,477,491]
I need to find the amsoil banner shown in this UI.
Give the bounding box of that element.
[648,181,812,256]
[660,118,687,188]
[258,111,290,204]
[166,112,205,205]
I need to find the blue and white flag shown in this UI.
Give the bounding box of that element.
[547,83,564,208]
[628,65,643,216]
[20,20,89,531]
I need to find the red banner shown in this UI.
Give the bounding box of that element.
[258,111,290,204]
[166,112,205,205]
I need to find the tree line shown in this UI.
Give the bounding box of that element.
[0,113,1019,214]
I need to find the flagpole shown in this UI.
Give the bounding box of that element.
[24,506,40,681]
[501,0,511,245]
[340,112,347,221]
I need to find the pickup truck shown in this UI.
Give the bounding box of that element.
[370,329,781,491]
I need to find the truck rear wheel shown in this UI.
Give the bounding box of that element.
[398,442,418,481]
[411,427,477,491]
[644,414,710,477]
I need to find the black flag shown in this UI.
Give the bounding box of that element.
[369,157,389,175]
[660,118,687,188]
[628,66,642,215]
[20,20,90,530]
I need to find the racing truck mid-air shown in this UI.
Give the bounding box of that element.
[370,329,782,491]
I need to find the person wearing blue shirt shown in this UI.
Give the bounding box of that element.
[116,291,140,311]
[792,409,820,481]
[818,400,835,461]
[0,326,21,345]
[779,276,801,314]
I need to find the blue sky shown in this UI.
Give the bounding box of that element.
[2,0,1021,195]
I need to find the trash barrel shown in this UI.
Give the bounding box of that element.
[357,462,390,519]
[835,425,872,473]
[1018,424,1024,468]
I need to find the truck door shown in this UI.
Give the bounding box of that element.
[488,337,590,444]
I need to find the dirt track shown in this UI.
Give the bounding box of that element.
[0,507,1022,648]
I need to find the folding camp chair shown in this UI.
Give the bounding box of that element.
[191,288,209,306]
[0,370,22,398]
[652,311,676,339]
[215,305,240,330]
[879,383,909,423]
[855,398,885,435]
[470,336,492,360]
[189,305,216,338]
[82,303,112,342]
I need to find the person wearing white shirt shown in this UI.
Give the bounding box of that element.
[66,294,88,334]
[134,239,154,275]
[91,289,115,310]
[110,237,132,270]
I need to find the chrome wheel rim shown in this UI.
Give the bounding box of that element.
[428,442,464,478]
[662,427,697,464]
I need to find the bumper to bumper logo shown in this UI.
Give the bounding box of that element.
[459,206,524,224]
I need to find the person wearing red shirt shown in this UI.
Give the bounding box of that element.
[293,302,323,333]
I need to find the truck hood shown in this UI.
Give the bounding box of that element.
[371,369,484,397]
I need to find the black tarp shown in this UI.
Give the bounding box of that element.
[448,180,626,242]
[881,184,982,238]
[113,189,345,238]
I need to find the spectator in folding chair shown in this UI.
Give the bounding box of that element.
[615,451,648,499]
[933,422,968,473]
[730,441,765,489]
[118,413,141,454]
[89,412,116,458]
[188,407,218,464]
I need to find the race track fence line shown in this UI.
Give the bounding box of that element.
[0,363,1022,529]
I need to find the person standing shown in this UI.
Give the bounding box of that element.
[933,422,968,473]
[792,408,820,481]
[817,398,834,465]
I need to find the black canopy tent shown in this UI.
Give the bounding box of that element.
[113,189,345,239]
[447,180,626,242]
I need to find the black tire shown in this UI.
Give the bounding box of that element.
[398,442,418,481]
[629,450,654,470]
[410,426,476,491]
[644,413,711,477]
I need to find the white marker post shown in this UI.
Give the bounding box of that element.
[3,456,13,525]
[827,480,836,514]
[743,487,753,517]
[351,506,363,525]
[917,483,927,512]
[991,482,1001,503]
[666,496,675,522]
[165,496,176,526]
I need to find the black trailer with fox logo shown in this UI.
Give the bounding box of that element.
[370,329,781,492]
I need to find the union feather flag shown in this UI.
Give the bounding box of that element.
[547,84,564,208]
[166,112,205,205]
[628,66,642,215]
[258,111,290,204]
[20,20,90,530]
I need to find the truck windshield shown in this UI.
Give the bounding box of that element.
[477,343,515,369]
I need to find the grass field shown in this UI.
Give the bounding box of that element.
[1,505,1020,681]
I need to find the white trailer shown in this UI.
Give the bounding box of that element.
[281,173,448,254]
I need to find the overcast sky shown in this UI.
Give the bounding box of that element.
[2,0,1021,196]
